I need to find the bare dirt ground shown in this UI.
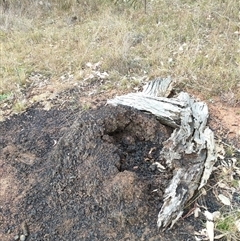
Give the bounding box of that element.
[0,85,239,241]
[208,98,240,150]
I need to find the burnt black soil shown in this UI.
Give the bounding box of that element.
[0,104,206,241]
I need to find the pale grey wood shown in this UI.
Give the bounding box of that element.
[199,127,216,189]
[107,77,216,230]
[142,76,173,97]
[108,93,184,128]
[157,95,211,229]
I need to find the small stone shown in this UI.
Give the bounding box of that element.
[13,235,19,240]
[21,221,28,236]
[20,234,26,241]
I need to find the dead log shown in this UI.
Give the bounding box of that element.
[107,77,216,229]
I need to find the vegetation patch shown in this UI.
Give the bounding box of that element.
[0,0,239,104]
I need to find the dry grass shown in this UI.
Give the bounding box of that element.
[1,0,240,103]
[211,147,240,241]
[215,209,240,240]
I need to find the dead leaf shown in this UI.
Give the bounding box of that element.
[194,236,202,241]
[194,207,201,218]
[217,182,230,190]
[206,220,214,241]
[218,194,231,206]
[214,233,227,239]
[194,235,208,241]
[204,211,214,241]
[235,219,240,232]
[201,188,207,196]
[212,211,221,221]
[151,162,166,172]
[204,210,213,221]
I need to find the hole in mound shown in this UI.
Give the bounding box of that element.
[108,128,165,176]
[99,107,173,178]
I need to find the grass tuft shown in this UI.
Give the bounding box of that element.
[215,210,240,241]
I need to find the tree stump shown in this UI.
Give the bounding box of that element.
[108,77,216,229]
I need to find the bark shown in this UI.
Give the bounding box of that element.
[107,77,216,229]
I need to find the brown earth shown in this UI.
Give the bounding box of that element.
[208,98,240,150]
[0,85,238,241]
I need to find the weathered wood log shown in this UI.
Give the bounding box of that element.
[107,77,216,229]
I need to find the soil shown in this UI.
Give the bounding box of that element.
[208,98,240,150]
[0,86,238,241]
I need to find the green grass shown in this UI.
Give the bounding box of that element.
[213,149,240,240]
[0,92,11,101]
[215,210,240,241]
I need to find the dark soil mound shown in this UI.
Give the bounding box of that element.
[0,104,199,241]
